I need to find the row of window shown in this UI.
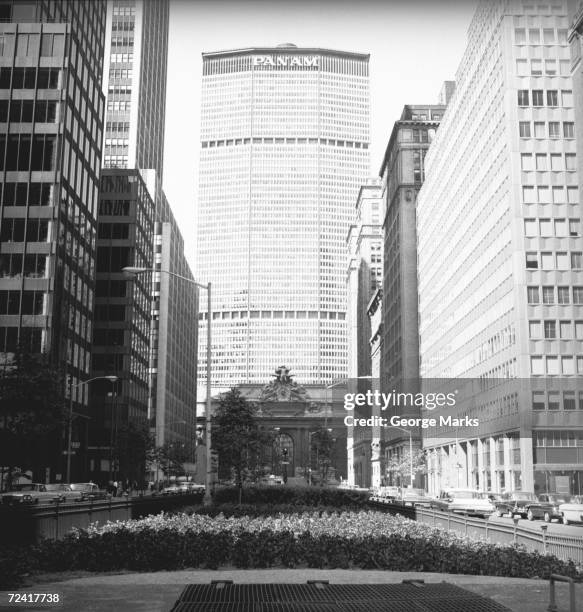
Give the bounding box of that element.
[520,152,576,171]
[0,67,60,90]
[103,155,128,168]
[111,20,135,31]
[0,135,56,172]
[0,254,47,278]
[0,291,44,315]
[517,89,572,107]
[110,37,133,49]
[515,58,570,76]
[107,86,131,97]
[0,218,49,242]
[109,53,134,64]
[108,68,133,80]
[530,355,582,375]
[527,285,583,304]
[201,137,369,149]
[526,251,582,270]
[514,27,567,45]
[0,100,59,123]
[533,429,583,446]
[198,310,347,320]
[522,185,578,204]
[106,100,131,112]
[105,121,130,133]
[529,319,583,339]
[519,121,574,139]
[1,182,53,207]
[524,218,579,237]
[0,326,42,353]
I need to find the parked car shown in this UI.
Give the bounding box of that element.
[186,482,205,492]
[400,488,432,508]
[161,485,182,495]
[43,484,83,503]
[493,492,542,519]
[1,483,64,505]
[558,495,583,525]
[69,483,111,501]
[432,489,494,517]
[534,494,570,523]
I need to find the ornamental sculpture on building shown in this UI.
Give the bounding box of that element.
[259,365,309,402]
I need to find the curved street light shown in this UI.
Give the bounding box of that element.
[66,375,118,483]
[122,266,213,505]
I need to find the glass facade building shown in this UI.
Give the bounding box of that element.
[197,45,370,389]
[0,0,106,481]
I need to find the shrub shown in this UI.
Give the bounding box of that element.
[211,486,369,507]
[2,510,580,586]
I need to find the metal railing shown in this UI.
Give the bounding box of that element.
[369,500,583,565]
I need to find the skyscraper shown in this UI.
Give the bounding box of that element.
[90,0,197,482]
[196,45,370,389]
[0,0,107,481]
[417,0,582,495]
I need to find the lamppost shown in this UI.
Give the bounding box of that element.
[66,375,118,483]
[122,266,213,505]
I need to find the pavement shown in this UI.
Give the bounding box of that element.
[1,569,582,612]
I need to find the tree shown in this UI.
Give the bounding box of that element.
[149,441,191,479]
[310,427,335,484]
[385,448,427,487]
[113,421,151,486]
[211,388,272,503]
[0,349,66,489]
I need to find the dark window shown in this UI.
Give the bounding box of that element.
[0,100,7,121]
[547,90,558,106]
[532,90,544,106]
[518,90,529,105]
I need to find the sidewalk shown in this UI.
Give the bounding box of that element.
[1,569,581,612]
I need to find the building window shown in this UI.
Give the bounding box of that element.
[573,287,583,304]
[532,90,544,106]
[519,121,531,137]
[562,90,573,106]
[548,122,560,138]
[532,391,545,410]
[531,60,542,75]
[527,286,540,304]
[518,90,529,106]
[558,287,570,304]
[563,122,575,138]
[533,122,545,137]
[572,252,582,269]
[526,253,538,269]
[544,320,556,339]
[546,90,558,106]
[542,286,554,304]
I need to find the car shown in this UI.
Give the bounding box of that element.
[432,489,495,517]
[400,488,433,508]
[161,485,182,495]
[186,482,205,492]
[68,483,111,501]
[558,495,583,525]
[44,483,83,503]
[259,474,284,486]
[534,494,571,523]
[0,483,64,505]
[493,492,542,519]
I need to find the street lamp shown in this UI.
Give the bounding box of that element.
[122,266,213,505]
[387,424,414,489]
[66,375,118,483]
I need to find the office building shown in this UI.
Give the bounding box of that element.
[417,0,582,495]
[151,192,198,461]
[0,0,106,481]
[196,45,370,390]
[345,178,383,486]
[378,103,446,487]
[90,168,154,483]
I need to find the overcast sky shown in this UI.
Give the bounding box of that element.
[162,0,478,269]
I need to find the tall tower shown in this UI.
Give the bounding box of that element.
[0,0,107,481]
[417,0,582,496]
[196,45,370,389]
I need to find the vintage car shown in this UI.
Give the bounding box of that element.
[0,483,64,505]
[493,491,545,519]
[69,482,111,501]
[400,488,433,508]
[536,494,572,523]
[432,489,494,517]
[558,496,583,525]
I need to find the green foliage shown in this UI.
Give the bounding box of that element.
[2,510,580,586]
[211,388,273,489]
[310,427,335,479]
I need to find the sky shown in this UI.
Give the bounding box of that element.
[162,0,479,269]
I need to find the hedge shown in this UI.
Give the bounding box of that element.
[1,510,580,588]
[211,486,369,507]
